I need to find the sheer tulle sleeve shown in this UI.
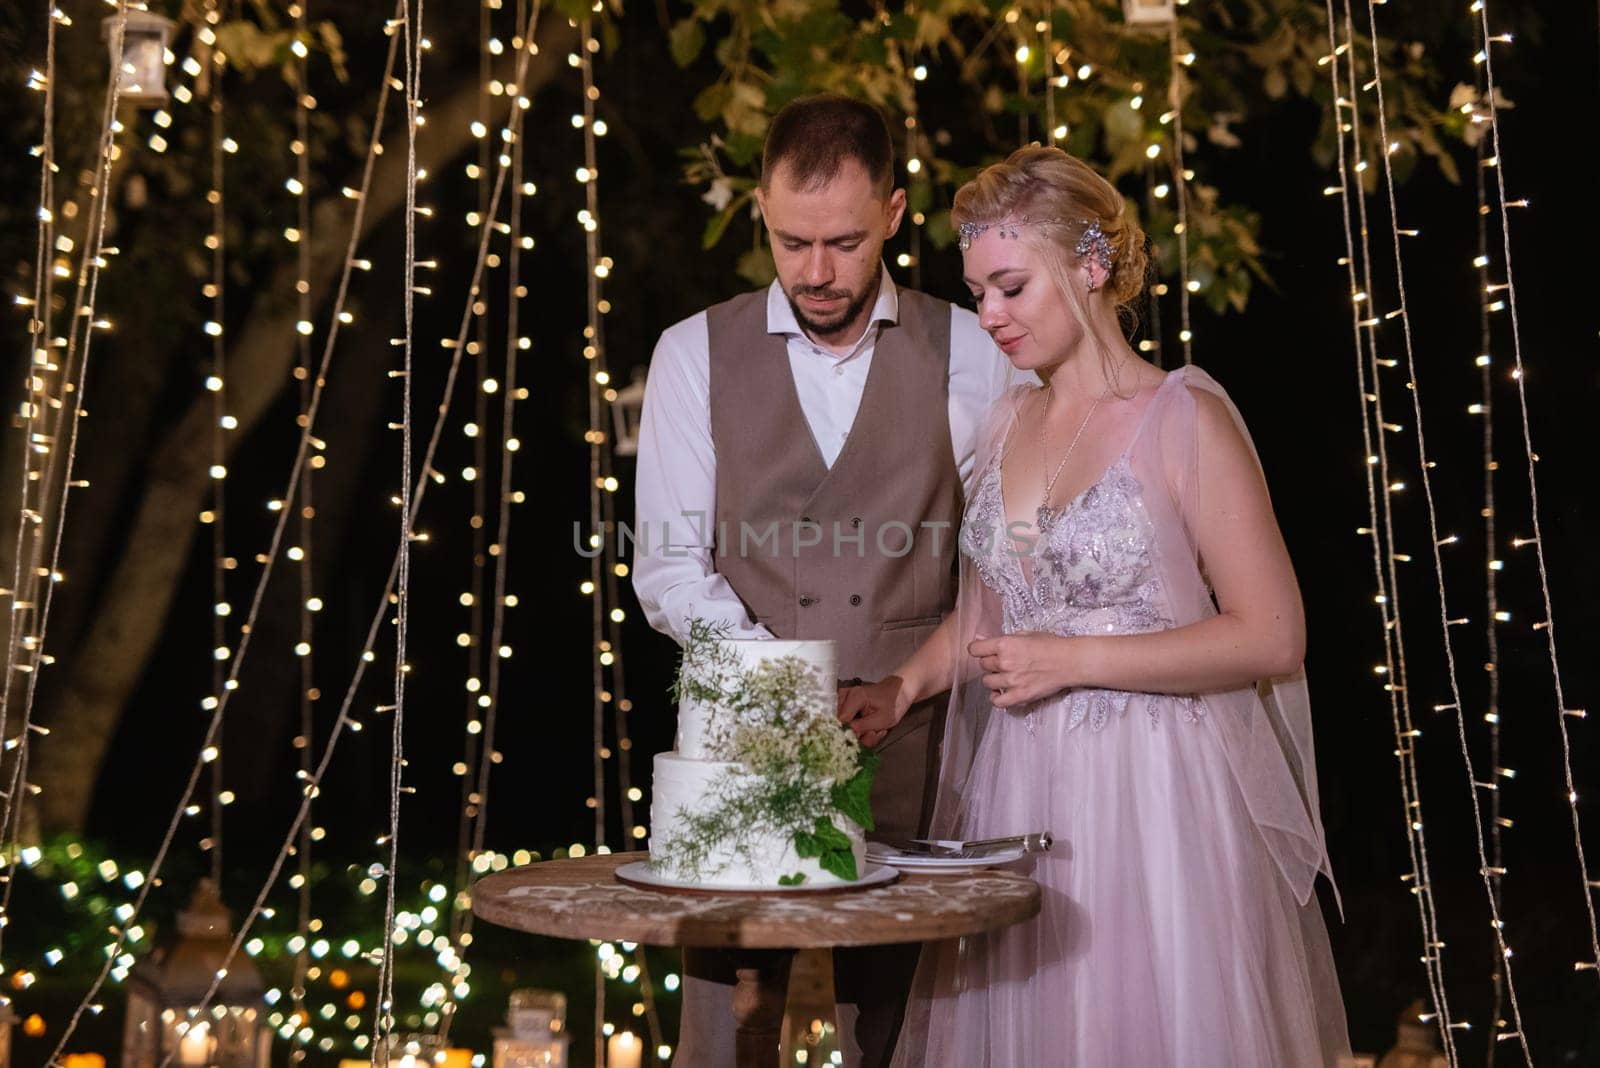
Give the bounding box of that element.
[1129,366,1335,907]
[928,383,1027,842]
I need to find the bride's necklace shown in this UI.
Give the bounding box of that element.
[1036,382,1111,527]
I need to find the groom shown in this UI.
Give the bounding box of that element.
[632,94,1013,1068]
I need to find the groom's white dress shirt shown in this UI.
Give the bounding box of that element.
[633,266,1019,646]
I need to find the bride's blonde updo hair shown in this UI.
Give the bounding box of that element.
[952,145,1150,311]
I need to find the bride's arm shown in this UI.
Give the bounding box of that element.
[973,388,1305,707]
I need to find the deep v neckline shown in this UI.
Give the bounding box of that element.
[989,374,1174,592]
[996,447,1127,591]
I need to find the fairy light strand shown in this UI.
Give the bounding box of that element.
[1362,0,1533,1055]
[35,8,411,1056]
[31,6,549,1059]
[441,0,545,1040]
[1473,0,1600,978]
[1336,12,1468,1051]
[576,18,610,1065]
[290,0,319,1059]
[1337,5,1455,1048]
[472,0,533,876]
[0,6,136,957]
[584,11,637,858]
[1140,161,1167,368]
[577,17,607,857]
[1167,17,1193,365]
[1321,2,1457,1055]
[1044,0,1057,146]
[0,2,62,759]
[203,0,231,885]
[372,0,425,1058]
[447,0,496,946]
[126,14,563,1063]
[1467,14,1509,1060]
[70,8,556,1061]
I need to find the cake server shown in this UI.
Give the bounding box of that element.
[907,832,1053,855]
[870,832,1052,857]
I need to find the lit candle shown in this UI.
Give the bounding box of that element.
[178,1021,211,1066]
[606,1031,641,1068]
[63,1055,107,1068]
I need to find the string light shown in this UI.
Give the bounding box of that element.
[1361,0,1533,1056]
[1464,13,1511,1059]
[1044,0,1059,147]
[444,0,503,1016]
[35,5,418,1057]
[0,0,62,781]
[1322,2,1458,1057]
[370,0,426,1058]
[200,0,231,887]
[576,18,612,1067]
[441,0,546,1046]
[1472,0,1600,983]
[1167,18,1193,364]
[1,4,135,962]
[289,1,319,1060]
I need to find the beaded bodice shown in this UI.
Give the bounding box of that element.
[959,450,1203,730]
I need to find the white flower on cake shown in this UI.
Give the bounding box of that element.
[649,620,878,887]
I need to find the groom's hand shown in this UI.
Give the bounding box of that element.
[837,675,909,748]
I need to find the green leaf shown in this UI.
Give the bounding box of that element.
[812,817,853,853]
[831,773,872,831]
[669,19,706,68]
[831,748,880,831]
[735,247,776,288]
[777,872,807,886]
[817,846,858,881]
[907,180,933,217]
[316,21,348,82]
[693,84,732,124]
[702,206,736,250]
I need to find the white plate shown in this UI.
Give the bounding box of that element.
[614,861,899,895]
[864,843,1026,874]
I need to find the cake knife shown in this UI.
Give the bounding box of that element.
[872,832,1052,856]
[909,832,1052,854]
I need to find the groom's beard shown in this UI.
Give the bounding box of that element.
[785,283,874,343]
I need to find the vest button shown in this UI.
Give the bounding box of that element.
[850,517,862,528]
[849,594,862,606]
[799,596,814,607]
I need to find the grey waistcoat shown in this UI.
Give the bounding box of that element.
[707,286,961,684]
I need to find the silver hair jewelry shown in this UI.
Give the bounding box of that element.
[1074,219,1115,272]
[957,219,1022,250]
[958,214,1117,275]
[957,216,1075,251]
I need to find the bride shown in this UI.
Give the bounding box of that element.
[839,146,1351,1065]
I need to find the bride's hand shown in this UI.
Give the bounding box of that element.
[837,675,910,748]
[970,633,1074,708]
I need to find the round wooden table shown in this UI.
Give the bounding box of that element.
[473,853,1040,1068]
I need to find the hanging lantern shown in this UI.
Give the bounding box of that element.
[121,880,269,1068]
[610,367,647,458]
[101,10,176,107]
[1122,0,1177,27]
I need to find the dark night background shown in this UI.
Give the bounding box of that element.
[3,1,1599,1065]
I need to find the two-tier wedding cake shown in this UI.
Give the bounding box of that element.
[648,624,877,887]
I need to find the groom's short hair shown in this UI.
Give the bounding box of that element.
[761,94,895,197]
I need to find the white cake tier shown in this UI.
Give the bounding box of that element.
[648,752,865,887]
[676,638,837,760]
